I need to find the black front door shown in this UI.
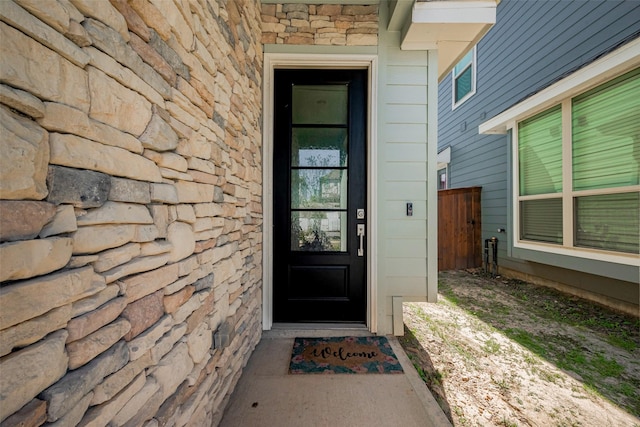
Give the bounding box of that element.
[273,69,367,323]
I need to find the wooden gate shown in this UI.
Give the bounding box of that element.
[438,187,482,271]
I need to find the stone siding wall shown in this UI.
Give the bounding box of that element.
[261,4,378,46]
[0,0,263,426]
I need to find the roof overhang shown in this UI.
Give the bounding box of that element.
[391,1,497,81]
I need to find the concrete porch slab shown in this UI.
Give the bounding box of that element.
[219,329,452,427]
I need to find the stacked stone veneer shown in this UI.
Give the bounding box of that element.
[0,0,262,425]
[261,4,378,46]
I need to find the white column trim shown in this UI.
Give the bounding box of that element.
[427,50,439,302]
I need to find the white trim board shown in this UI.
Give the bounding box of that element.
[427,49,439,303]
[262,53,379,332]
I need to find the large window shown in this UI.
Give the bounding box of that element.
[516,68,640,256]
[451,47,476,109]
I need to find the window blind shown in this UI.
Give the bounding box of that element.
[572,68,640,191]
[575,193,639,254]
[518,106,563,196]
[455,67,472,102]
[520,199,563,244]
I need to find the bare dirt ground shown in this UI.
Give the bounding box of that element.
[399,270,640,427]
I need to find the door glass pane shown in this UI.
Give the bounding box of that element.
[292,85,348,125]
[572,69,640,191]
[292,169,347,209]
[291,211,347,251]
[575,192,639,254]
[520,199,562,244]
[292,128,348,167]
[518,106,563,196]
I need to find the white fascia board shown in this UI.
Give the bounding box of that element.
[400,39,439,50]
[437,146,451,165]
[412,1,497,24]
[401,1,496,47]
[479,37,640,135]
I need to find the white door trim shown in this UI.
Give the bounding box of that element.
[262,53,379,332]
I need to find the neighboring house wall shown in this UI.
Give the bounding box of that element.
[0,0,263,425]
[437,0,640,313]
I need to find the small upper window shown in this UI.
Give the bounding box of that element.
[437,168,448,190]
[452,47,476,109]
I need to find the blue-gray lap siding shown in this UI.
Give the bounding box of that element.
[437,0,640,306]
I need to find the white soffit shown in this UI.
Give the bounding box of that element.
[400,1,497,80]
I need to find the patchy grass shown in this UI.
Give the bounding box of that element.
[591,353,624,378]
[400,270,640,425]
[607,332,637,352]
[483,338,502,355]
[504,328,547,357]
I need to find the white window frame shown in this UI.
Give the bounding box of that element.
[437,167,448,190]
[513,98,639,265]
[451,46,477,110]
[437,146,451,190]
[480,38,640,267]
[515,81,640,266]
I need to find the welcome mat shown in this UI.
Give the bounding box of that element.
[289,336,404,374]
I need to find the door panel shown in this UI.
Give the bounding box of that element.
[288,266,348,299]
[273,69,367,323]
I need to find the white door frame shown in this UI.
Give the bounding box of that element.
[262,53,379,332]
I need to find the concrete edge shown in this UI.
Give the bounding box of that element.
[388,336,453,427]
[264,325,372,339]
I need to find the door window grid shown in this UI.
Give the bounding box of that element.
[290,84,350,252]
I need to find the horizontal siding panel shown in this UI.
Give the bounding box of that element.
[381,277,427,296]
[384,104,427,124]
[385,162,427,181]
[385,238,427,258]
[450,144,506,164]
[452,157,506,174]
[384,181,426,199]
[383,143,427,162]
[386,65,428,85]
[385,257,427,277]
[384,219,427,239]
[451,168,506,185]
[386,85,428,104]
[383,124,427,143]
